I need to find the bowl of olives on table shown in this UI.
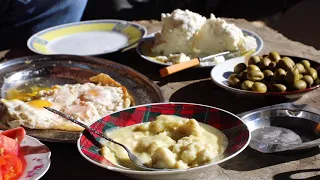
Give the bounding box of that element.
[210,52,320,99]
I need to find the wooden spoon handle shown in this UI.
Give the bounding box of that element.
[159,58,200,77]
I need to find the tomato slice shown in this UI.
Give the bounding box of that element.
[1,128,26,145]
[0,135,18,157]
[0,155,23,180]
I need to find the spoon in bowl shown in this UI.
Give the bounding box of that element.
[44,107,166,171]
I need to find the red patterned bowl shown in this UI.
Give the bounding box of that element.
[77,103,250,180]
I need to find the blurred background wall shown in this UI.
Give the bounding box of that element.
[82,0,320,50]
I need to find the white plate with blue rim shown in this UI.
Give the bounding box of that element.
[27,20,147,56]
[136,28,263,67]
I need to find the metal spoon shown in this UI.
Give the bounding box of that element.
[44,107,165,171]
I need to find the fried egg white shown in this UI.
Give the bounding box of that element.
[1,73,131,131]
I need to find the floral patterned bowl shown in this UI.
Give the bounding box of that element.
[77,102,250,180]
[0,131,51,180]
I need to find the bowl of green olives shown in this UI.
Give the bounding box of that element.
[210,52,320,99]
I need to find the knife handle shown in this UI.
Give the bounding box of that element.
[159,58,200,77]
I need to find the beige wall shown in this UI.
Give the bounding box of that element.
[271,0,320,50]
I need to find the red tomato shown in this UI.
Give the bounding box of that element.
[0,135,18,157]
[1,128,26,145]
[0,155,23,180]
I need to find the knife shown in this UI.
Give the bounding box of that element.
[159,49,255,77]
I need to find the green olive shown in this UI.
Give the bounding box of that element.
[278,59,294,71]
[259,57,271,70]
[273,68,286,82]
[247,70,264,81]
[299,74,303,79]
[295,63,306,74]
[302,75,314,87]
[314,78,320,85]
[263,70,274,81]
[227,54,317,93]
[268,61,277,71]
[268,52,281,62]
[234,63,247,74]
[300,60,311,68]
[228,74,241,87]
[285,67,300,84]
[248,56,261,65]
[306,67,318,80]
[241,80,254,90]
[247,65,261,72]
[281,57,295,66]
[239,70,248,80]
[270,83,287,92]
[252,82,267,93]
[292,80,307,90]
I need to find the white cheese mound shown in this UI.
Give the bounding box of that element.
[151,9,258,65]
[238,36,258,53]
[195,14,244,53]
[151,9,206,56]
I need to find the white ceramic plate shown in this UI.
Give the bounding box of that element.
[136,29,263,67]
[210,56,320,98]
[0,131,51,180]
[27,20,147,56]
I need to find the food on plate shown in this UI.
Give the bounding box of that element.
[227,52,320,93]
[1,73,132,131]
[0,127,26,180]
[101,115,228,169]
[151,9,257,65]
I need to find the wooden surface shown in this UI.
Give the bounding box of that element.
[1,18,320,179]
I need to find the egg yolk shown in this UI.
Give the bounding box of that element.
[6,86,52,101]
[27,100,52,108]
[86,89,99,96]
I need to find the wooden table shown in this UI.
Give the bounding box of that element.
[1,19,320,180]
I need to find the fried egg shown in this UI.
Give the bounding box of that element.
[1,73,131,131]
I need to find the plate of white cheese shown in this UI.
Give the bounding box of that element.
[137,9,263,67]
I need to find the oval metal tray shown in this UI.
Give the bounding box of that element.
[0,55,165,143]
[238,103,320,153]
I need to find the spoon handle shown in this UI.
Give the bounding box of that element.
[43,107,120,145]
[44,107,170,171]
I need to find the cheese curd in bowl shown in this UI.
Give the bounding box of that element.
[151,9,257,64]
[152,9,206,56]
[1,73,132,131]
[196,14,257,54]
[101,115,228,169]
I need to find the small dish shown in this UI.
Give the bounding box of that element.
[78,102,250,180]
[0,130,51,180]
[0,55,164,142]
[27,20,147,56]
[237,103,320,153]
[210,56,320,99]
[136,29,263,67]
